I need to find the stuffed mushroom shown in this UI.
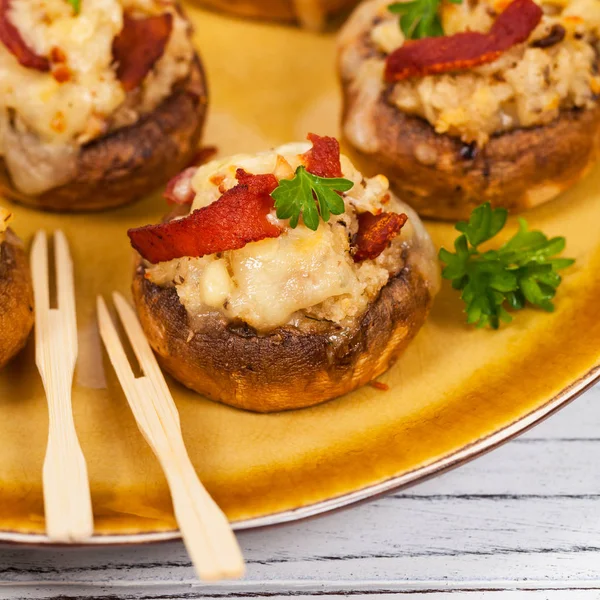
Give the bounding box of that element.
[197,0,357,30]
[128,134,439,412]
[0,208,34,368]
[338,0,600,220]
[0,0,208,212]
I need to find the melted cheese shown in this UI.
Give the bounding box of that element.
[146,143,440,332]
[198,259,233,309]
[226,225,359,330]
[5,0,125,146]
[0,0,193,194]
[340,0,600,146]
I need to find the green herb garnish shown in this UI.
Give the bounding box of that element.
[66,0,81,14]
[439,203,574,329]
[388,0,462,40]
[271,166,353,231]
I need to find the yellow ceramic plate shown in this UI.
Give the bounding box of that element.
[1,5,600,544]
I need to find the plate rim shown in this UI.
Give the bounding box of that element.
[1,359,598,547]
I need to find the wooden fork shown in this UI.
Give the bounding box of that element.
[97,292,245,581]
[30,230,94,542]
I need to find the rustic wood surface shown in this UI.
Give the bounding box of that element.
[0,384,598,598]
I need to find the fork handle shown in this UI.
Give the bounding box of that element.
[43,422,94,542]
[40,321,93,542]
[164,444,245,581]
[132,379,244,580]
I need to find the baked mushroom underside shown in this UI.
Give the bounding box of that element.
[0,58,208,213]
[132,256,434,413]
[342,85,600,221]
[0,231,34,368]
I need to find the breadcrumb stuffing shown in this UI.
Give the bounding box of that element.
[0,0,194,194]
[368,0,600,145]
[146,145,440,332]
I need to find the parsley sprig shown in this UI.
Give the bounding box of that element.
[439,203,574,329]
[271,166,353,231]
[388,0,462,40]
[66,0,81,14]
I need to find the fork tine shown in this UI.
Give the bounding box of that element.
[112,291,179,422]
[112,292,165,380]
[54,231,77,355]
[30,230,49,302]
[97,296,137,387]
[30,231,49,358]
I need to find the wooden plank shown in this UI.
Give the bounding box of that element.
[1,582,600,599]
[398,439,600,496]
[0,496,599,585]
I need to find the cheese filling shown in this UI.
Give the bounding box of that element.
[0,0,194,194]
[145,144,440,333]
[340,0,600,147]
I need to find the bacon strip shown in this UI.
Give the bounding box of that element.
[353,211,408,262]
[163,147,219,205]
[0,0,49,71]
[113,13,173,92]
[384,0,542,82]
[163,167,197,205]
[302,133,343,178]
[129,170,281,264]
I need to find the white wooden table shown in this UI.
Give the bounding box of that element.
[0,383,598,599]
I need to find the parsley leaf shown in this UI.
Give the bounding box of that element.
[66,0,81,14]
[271,166,353,231]
[388,0,462,40]
[439,203,574,329]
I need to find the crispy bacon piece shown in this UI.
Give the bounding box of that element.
[50,46,66,64]
[353,211,408,262]
[0,0,49,71]
[163,167,197,205]
[302,133,343,178]
[129,170,281,264]
[369,381,390,391]
[113,13,173,92]
[163,147,220,205]
[384,0,542,82]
